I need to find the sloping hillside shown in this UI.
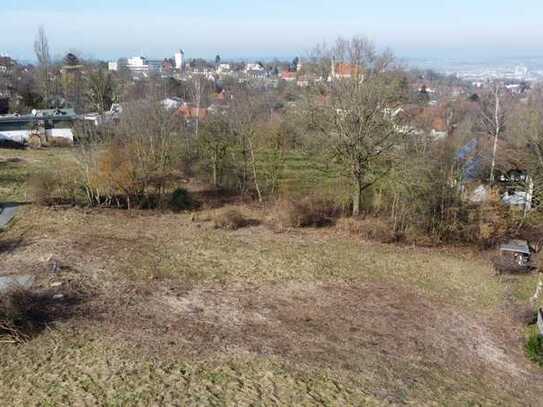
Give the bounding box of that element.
[1,203,542,405]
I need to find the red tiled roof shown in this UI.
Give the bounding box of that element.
[176,105,208,120]
[281,71,297,80]
[334,63,362,77]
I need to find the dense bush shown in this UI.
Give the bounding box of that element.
[170,188,194,211]
[337,217,399,243]
[76,101,188,209]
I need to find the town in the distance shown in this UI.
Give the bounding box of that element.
[0,42,541,147]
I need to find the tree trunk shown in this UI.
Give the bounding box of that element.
[489,87,501,183]
[352,176,362,217]
[247,135,263,202]
[212,152,218,188]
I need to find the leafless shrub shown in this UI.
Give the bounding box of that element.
[213,208,252,230]
[275,196,342,228]
[336,217,397,242]
[78,100,188,209]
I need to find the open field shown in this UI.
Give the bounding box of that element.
[0,148,78,203]
[1,148,543,405]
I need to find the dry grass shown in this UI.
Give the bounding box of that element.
[1,148,543,405]
[336,216,398,243]
[0,206,542,405]
[0,148,79,202]
[0,333,384,406]
[0,206,522,310]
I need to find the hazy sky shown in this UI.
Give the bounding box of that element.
[2,0,543,61]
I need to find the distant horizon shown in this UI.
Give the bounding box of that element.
[6,50,543,75]
[2,0,543,68]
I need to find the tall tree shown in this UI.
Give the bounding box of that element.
[34,26,52,106]
[478,82,507,183]
[308,36,405,216]
[227,84,268,201]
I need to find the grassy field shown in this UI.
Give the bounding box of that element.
[0,148,78,202]
[277,152,349,198]
[1,148,543,406]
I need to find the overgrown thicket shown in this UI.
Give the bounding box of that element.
[80,101,187,209]
[28,100,190,209]
[28,88,290,210]
[372,135,519,245]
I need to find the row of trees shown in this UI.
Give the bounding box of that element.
[24,33,543,243]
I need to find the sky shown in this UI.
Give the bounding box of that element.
[2,0,543,62]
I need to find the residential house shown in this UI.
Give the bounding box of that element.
[329,62,364,81]
[176,104,208,121]
[245,63,266,79]
[217,64,232,74]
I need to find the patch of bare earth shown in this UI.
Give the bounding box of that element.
[100,280,540,404]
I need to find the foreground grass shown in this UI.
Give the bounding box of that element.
[0,331,385,406]
[1,329,532,406]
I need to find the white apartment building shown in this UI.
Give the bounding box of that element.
[175,49,185,70]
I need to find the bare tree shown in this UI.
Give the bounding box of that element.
[308,37,407,216]
[508,89,543,208]
[86,68,113,113]
[224,84,273,201]
[199,113,232,188]
[478,82,507,183]
[34,26,52,105]
[193,78,202,139]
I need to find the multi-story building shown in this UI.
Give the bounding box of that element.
[122,56,161,76]
[175,49,185,70]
